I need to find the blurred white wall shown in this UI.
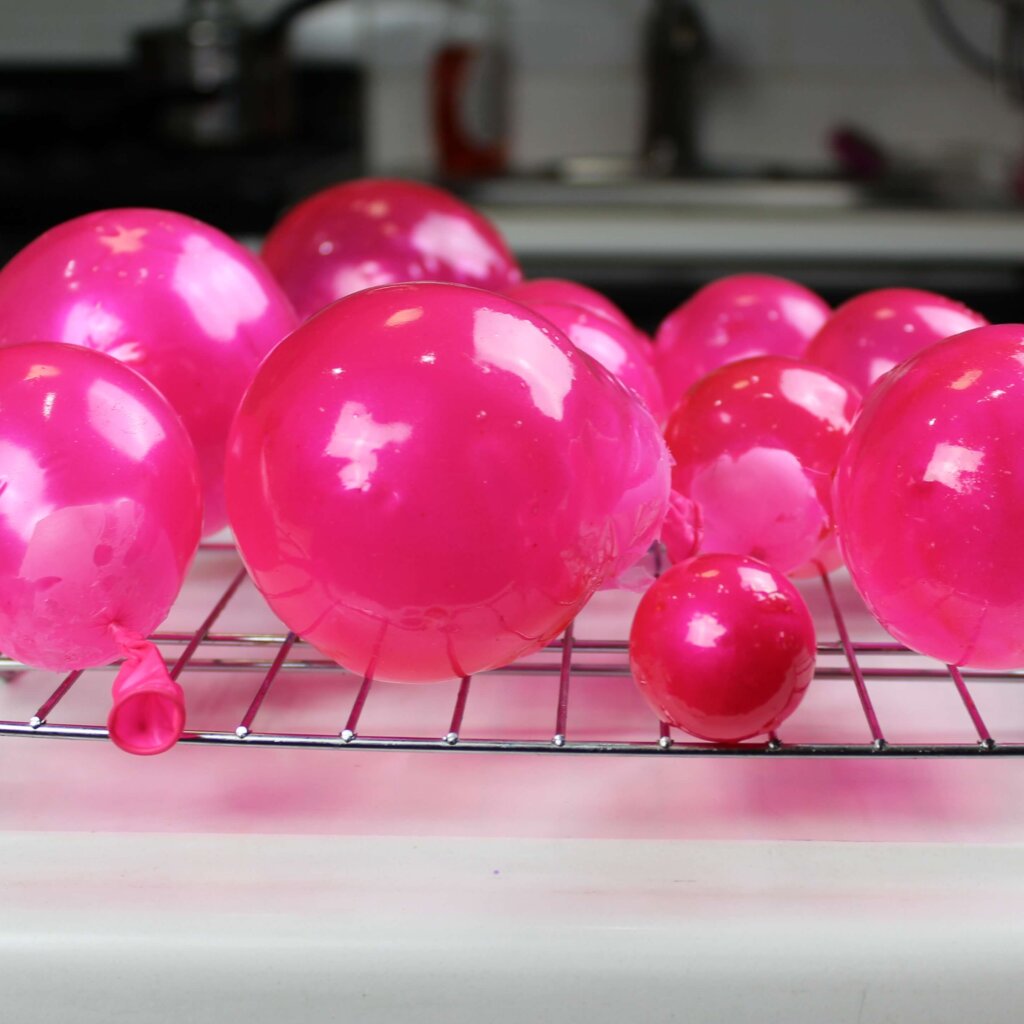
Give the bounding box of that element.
[0,0,1019,176]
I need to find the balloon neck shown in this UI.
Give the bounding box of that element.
[660,490,703,565]
[107,627,185,756]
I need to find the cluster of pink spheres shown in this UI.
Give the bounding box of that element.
[0,176,1016,756]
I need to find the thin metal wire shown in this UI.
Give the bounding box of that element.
[169,567,248,680]
[29,670,84,729]
[553,620,575,747]
[340,673,375,743]
[445,676,473,745]
[948,664,995,750]
[236,632,297,738]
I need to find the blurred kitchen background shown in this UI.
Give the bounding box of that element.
[3,0,1024,323]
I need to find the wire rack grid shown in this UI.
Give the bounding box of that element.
[1,542,1022,758]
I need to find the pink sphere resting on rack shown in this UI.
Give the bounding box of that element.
[262,178,522,320]
[834,323,1024,669]
[226,282,669,683]
[804,287,987,398]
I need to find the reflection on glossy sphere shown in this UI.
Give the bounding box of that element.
[805,287,987,398]
[665,355,861,576]
[226,282,668,683]
[654,274,829,408]
[262,178,522,319]
[629,553,816,742]
[507,278,634,332]
[0,342,202,670]
[0,208,298,535]
[835,324,1024,669]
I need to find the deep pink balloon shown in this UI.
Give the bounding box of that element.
[654,274,829,408]
[630,554,816,742]
[529,301,667,423]
[262,178,522,320]
[834,324,1024,669]
[0,208,298,536]
[665,355,861,576]
[0,342,203,753]
[805,287,987,398]
[227,282,668,683]
[507,278,633,331]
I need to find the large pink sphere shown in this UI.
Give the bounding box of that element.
[507,278,633,332]
[226,282,668,683]
[0,208,298,536]
[805,287,987,398]
[0,342,202,671]
[834,324,1024,669]
[630,554,816,742]
[262,178,522,320]
[529,301,667,423]
[665,355,861,576]
[654,274,829,407]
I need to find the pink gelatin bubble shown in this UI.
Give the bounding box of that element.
[226,282,668,684]
[0,342,202,754]
[654,274,829,408]
[630,553,816,742]
[507,278,633,332]
[0,208,298,536]
[805,287,987,398]
[834,323,1024,669]
[262,178,522,320]
[665,355,861,576]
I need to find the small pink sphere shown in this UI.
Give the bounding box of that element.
[654,274,830,407]
[834,323,1024,669]
[805,287,988,398]
[630,554,816,742]
[227,282,668,683]
[262,178,522,319]
[529,301,667,423]
[507,278,633,331]
[0,342,202,671]
[0,208,298,536]
[665,355,861,576]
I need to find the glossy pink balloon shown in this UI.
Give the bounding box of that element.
[529,301,667,423]
[665,355,861,576]
[654,274,830,407]
[835,324,1024,669]
[805,287,987,398]
[0,208,298,536]
[630,553,816,742]
[262,178,522,320]
[507,278,633,332]
[227,282,668,683]
[0,342,203,753]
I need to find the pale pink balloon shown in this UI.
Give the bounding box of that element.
[262,178,522,319]
[528,300,667,424]
[654,274,830,408]
[0,208,298,536]
[0,342,203,754]
[227,282,669,683]
[507,278,633,331]
[805,287,987,397]
[665,355,861,576]
[835,324,1024,669]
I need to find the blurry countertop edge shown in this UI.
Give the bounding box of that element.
[240,204,1024,266]
[3,832,1024,1023]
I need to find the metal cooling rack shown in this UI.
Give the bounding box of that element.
[1,542,1023,757]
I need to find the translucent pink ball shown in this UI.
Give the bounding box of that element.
[805,287,987,398]
[654,274,829,407]
[507,278,633,331]
[834,323,1024,669]
[630,554,816,742]
[0,208,298,536]
[0,342,202,671]
[665,355,861,576]
[262,178,522,319]
[226,282,668,683]
[528,301,667,423]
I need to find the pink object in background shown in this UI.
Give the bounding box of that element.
[0,342,202,754]
[834,323,1024,669]
[665,355,861,576]
[227,282,668,683]
[507,278,634,332]
[629,553,816,742]
[262,178,522,320]
[805,287,987,398]
[528,300,667,423]
[654,274,830,408]
[0,208,298,536]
